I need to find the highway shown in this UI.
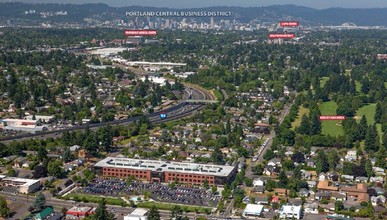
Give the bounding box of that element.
[0,83,215,144]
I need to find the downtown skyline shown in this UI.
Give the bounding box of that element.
[2,0,387,9]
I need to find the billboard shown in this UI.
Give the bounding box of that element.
[280,21,299,27]
[269,33,295,39]
[124,30,157,36]
[319,115,346,120]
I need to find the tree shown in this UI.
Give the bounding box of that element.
[37,147,48,162]
[375,147,386,168]
[211,147,224,165]
[309,111,321,135]
[291,151,305,163]
[6,166,17,177]
[0,196,10,218]
[335,201,344,212]
[316,150,329,173]
[93,199,114,220]
[33,165,48,178]
[365,158,373,178]
[32,192,46,211]
[47,160,64,178]
[374,103,382,124]
[297,114,310,135]
[365,125,379,152]
[170,205,183,220]
[327,149,339,171]
[211,185,218,194]
[62,146,73,163]
[278,170,288,188]
[148,206,160,220]
[252,164,264,175]
[203,179,209,189]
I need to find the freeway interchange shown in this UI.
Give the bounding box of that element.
[0,84,216,144]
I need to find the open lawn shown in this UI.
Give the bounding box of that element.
[319,101,344,136]
[137,201,212,213]
[62,193,127,206]
[356,104,376,125]
[291,106,310,130]
[355,81,362,93]
[356,103,382,142]
[320,77,329,88]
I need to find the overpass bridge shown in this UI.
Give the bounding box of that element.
[184,100,219,104]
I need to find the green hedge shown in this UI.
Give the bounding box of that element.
[137,201,212,213]
[61,193,127,207]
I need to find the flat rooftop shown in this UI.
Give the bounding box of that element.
[244,204,264,215]
[0,176,40,187]
[94,157,236,177]
[280,205,302,214]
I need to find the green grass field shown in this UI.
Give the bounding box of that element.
[291,106,310,130]
[356,104,376,125]
[356,103,382,142]
[319,101,344,136]
[137,201,212,213]
[213,90,224,101]
[355,81,362,93]
[320,77,329,88]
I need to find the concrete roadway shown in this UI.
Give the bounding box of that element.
[0,191,221,220]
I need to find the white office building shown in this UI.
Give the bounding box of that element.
[279,205,302,219]
[243,204,264,217]
[124,208,148,220]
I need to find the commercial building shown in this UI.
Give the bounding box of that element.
[279,205,302,219]
[94,157,237,185]
[0,175,41,194]
[25,115,55,123]
[124,208,148,220]
[0,119,46,133]
[242,204,264,217]
[66,206,96,219]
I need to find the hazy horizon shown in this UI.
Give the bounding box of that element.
[2,0,387,9]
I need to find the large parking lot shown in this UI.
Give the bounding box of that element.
[83,178,220,207]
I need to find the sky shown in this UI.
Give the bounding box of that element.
[2,0,387,9]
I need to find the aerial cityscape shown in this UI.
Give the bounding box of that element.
[0,1,386,220]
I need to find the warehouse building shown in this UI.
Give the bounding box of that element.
[94,157,237,185]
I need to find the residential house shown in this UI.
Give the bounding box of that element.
[315,192,331,201]
[371,195,386,206]
[344,150,357,161]
[331,192,347,201]
[355,176,368,183]
[253,185,265,194]
[298,188,309,197]
[268,158,282,167]
[307,181,317,189]
[320,203,335,212]
[306,158,316,168]
[373,187,385,196]
[373,167,385,176]
[304,202,319,214]
[370,176,384,183]
[253,179,265,187]
[341,175,355,182]
[264,165,280,176]
[327,172,339,181]
[13,157,31,168]
[274,188,288,196]
[319,173,327,181]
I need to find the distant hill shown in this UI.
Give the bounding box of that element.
[1,2,387,26]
